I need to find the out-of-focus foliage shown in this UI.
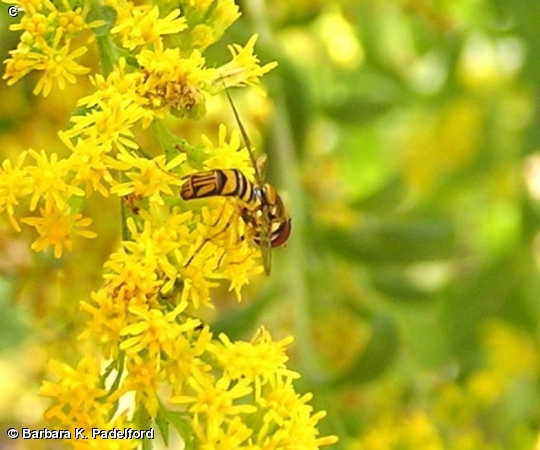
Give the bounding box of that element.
[223,0,540,448]
[2,0,540,448]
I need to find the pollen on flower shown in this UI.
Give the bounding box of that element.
[136,46,212,118]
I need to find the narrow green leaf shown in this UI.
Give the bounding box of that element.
[155,407,170,447]
[330,315,399,387]
[88,5,117,37]
[371,267,434,302]
[319,220,456,264]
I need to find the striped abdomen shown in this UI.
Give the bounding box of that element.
[180,169,255,204]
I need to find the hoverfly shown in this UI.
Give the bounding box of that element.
[180,80,291,274]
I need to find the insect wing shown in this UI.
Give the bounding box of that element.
[258,200,272,275]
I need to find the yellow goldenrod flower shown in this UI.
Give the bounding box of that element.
[60,134,117,196]
[218,34,279,89]
[111,357,163,417]
[21,204,96,258]
[136,45,212,118]
[80,288,128,360]
[186,0,241,51]
[2,0,336,444]
[25,148,84,211]
[211,328,299,400]
[119,303,199,366]
[81,58,147,108]
[57,8,87,35]
[172,376,257,438]
[0,151,31,231]
[200,124,254,175]
[213,0,242,34]
[162,325,213,396]
[110,151,184,206]
[15,11,54,36]
[67,94,143,151]
[192,415,252,449]
[40,355,109,426]
[256,375,338,448]
[3,48,37,85]
[190,24,217,50]
[102,246,164,300]
[111,5,187,50]
[28,30,90,96]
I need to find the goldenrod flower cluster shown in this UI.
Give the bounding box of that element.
[3,0,337,447]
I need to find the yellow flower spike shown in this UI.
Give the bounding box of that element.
[0,0,338,443]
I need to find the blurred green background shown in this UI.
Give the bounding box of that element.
[2,0,540,449]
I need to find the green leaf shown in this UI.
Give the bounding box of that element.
[324,94,395,125]
[212,289,276,339]
[330,314,399,387]
[319,220,456,264]
[88,5,117,37]
[370,267,434,302]
[350,177,408,214]
[0,281,28,350]
[156,406,193,450]
[155,407,170,447]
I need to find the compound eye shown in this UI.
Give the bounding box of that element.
[271,218,292,248]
